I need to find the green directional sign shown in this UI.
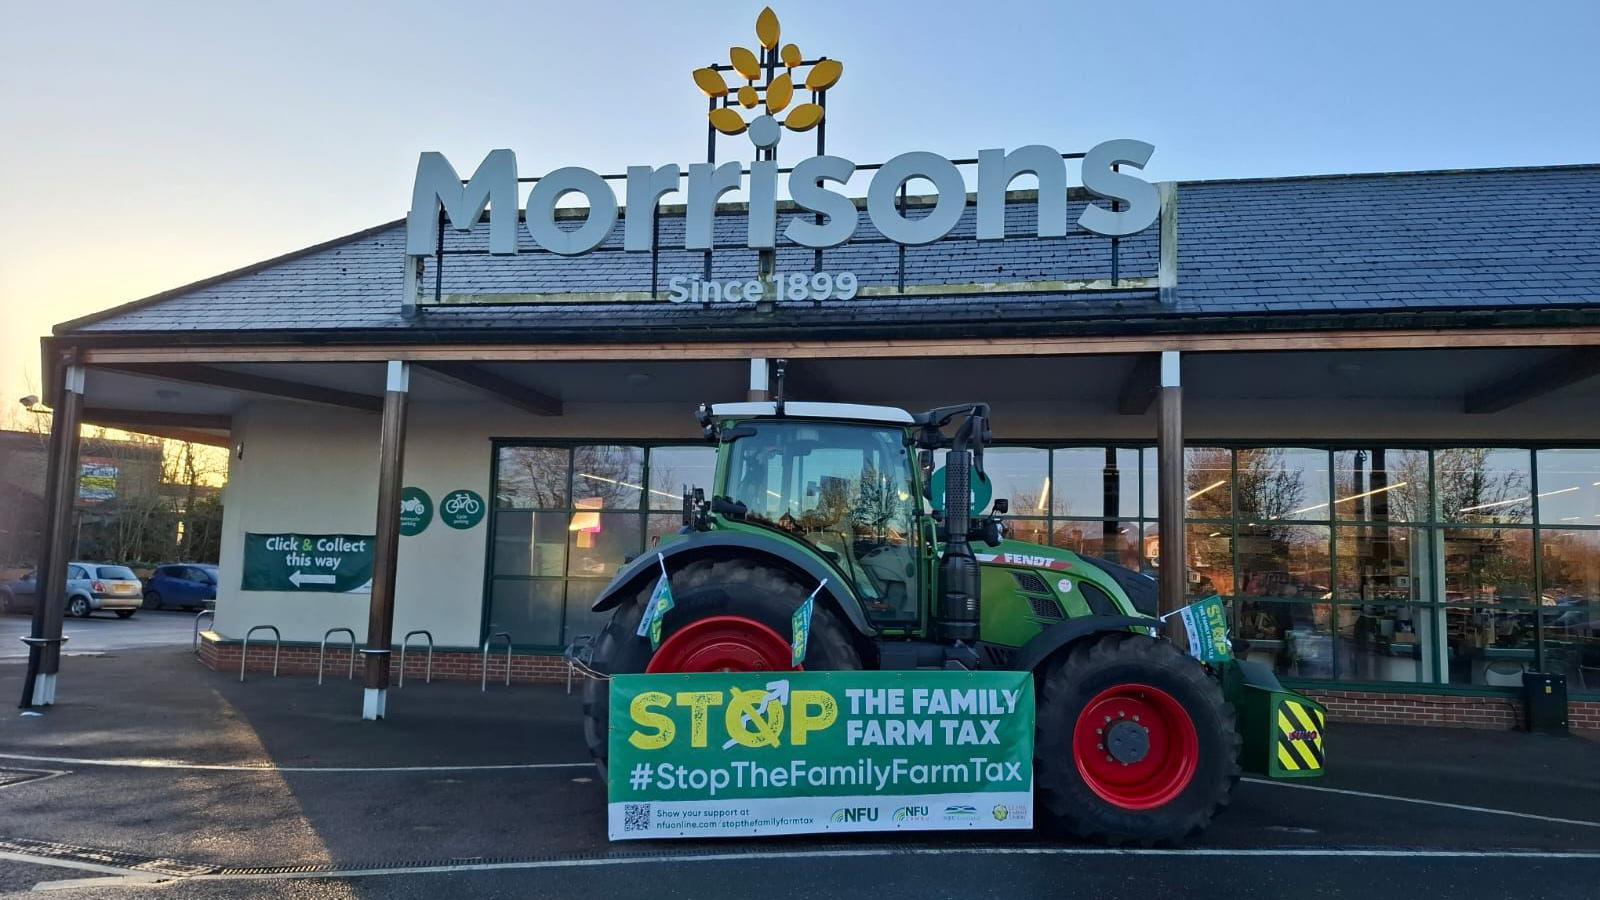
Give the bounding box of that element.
[399,486,433,537]
[440,489,486,530]
[241,533,374,593]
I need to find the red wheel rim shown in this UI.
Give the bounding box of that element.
[646,615,795,673]
[1071,683,1199,811]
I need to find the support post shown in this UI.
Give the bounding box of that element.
[748,358,769,402]
[361,361,409,720]
[1157,182,1179,306]
[19,360,84,708]
[1155,351,1185,618]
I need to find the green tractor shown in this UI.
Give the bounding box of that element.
[583,400,1324,844]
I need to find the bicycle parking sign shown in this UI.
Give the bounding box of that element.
[439,489,485,529]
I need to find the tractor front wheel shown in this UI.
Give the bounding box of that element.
[581,557,861,774]
[1035,633,1240,845]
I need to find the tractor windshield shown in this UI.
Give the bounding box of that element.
[723,421,919,621]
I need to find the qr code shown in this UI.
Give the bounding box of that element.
[623,803,651,832]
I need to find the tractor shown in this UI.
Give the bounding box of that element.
[582,400,1324,844]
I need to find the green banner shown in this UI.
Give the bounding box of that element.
[1174,594,1233,663]
[608,670,1034,840]
[241,533,374,593]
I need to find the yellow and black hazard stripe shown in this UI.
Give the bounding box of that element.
[1275,699,1326,772]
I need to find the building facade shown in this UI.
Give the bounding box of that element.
[20,154,1600,729]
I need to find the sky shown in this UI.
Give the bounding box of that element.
[2,0,1597,416]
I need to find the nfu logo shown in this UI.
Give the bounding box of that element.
[831,807,879,823]
[893,806,930,822]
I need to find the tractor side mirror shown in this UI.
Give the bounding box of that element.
[993,498,1009,515]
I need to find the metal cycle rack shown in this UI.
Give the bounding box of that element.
[399,629,434,687]
[192,609,215,655]
[240,625,281,682]
[318,627,357,685]
[564,635,595,695]
[481,631,512,691]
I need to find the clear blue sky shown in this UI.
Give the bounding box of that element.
[1,0,1597,409]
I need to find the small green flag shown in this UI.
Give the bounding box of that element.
[791,579,826,667]
[1169,594,1232,664]
[637,555,675,650]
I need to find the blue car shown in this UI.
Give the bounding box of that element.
[142,564,219,611]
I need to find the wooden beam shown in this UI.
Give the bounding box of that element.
[76,326,1600,367]
[100,363,382,412]
[414,362,562,416]
[83,408,232,430]
[1464,348,1600,414]
[1116,354,1161,415]
[82,408,231,448]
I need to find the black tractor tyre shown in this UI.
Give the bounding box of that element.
[143,591,163,611]
[1035,632,1241,846]
[581,557,861,775]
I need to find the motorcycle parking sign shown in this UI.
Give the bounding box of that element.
[399,487,433,536]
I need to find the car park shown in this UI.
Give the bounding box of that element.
[0,562,145,618]
[143,563,219,611]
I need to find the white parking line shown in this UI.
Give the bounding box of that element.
[26,845,1600,891]
[0,752,589,774]
[1243,777,1600,829]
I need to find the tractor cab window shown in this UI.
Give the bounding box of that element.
[723,422,919,622]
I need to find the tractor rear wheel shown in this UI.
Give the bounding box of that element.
[1035,632,1240,845]
[581,557,861,774]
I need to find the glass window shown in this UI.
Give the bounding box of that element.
[1444,606,1538,687]
[1003,518,1050,547]
[562,580,613,646]
[492,511,567,577]
[567,511,643,578]
[1237,597,1333,679]
[486,579,564,647]
[1542,527,1600,605]
[1442,527,1535,605]
[1437,448,1533,524]
[95,566,137,580]
[984,447,1050,515]
[1236,448,1330,522]
[1335,603,1425,683]
[1334,525,1426,604]
[1186,448,1233,519]
[645,513,686,553]
[1536,449,1600,526]
[1052,447,1139,520]
[1051,520,1147,573]
[572,445,644,509]
[496,447,570,509]
[1184,524,1234,599]
[1334,449,1429,523]
[1237,524,1331,601]
[648,446,717,511]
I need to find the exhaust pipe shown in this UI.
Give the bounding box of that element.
[938,413,986,641]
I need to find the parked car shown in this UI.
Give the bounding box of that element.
[0,562,144,618]
[143,564,218,611]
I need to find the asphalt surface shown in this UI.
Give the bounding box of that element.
[0,608,198,660]
[0,646,1597,898]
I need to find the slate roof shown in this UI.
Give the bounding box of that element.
[59,164,1600,343]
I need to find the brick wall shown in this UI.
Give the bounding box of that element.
[195,633,1600,730]
[197,632,571,685]
[1306,687,1600,733]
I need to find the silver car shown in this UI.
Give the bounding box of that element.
[0,562,145,619]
